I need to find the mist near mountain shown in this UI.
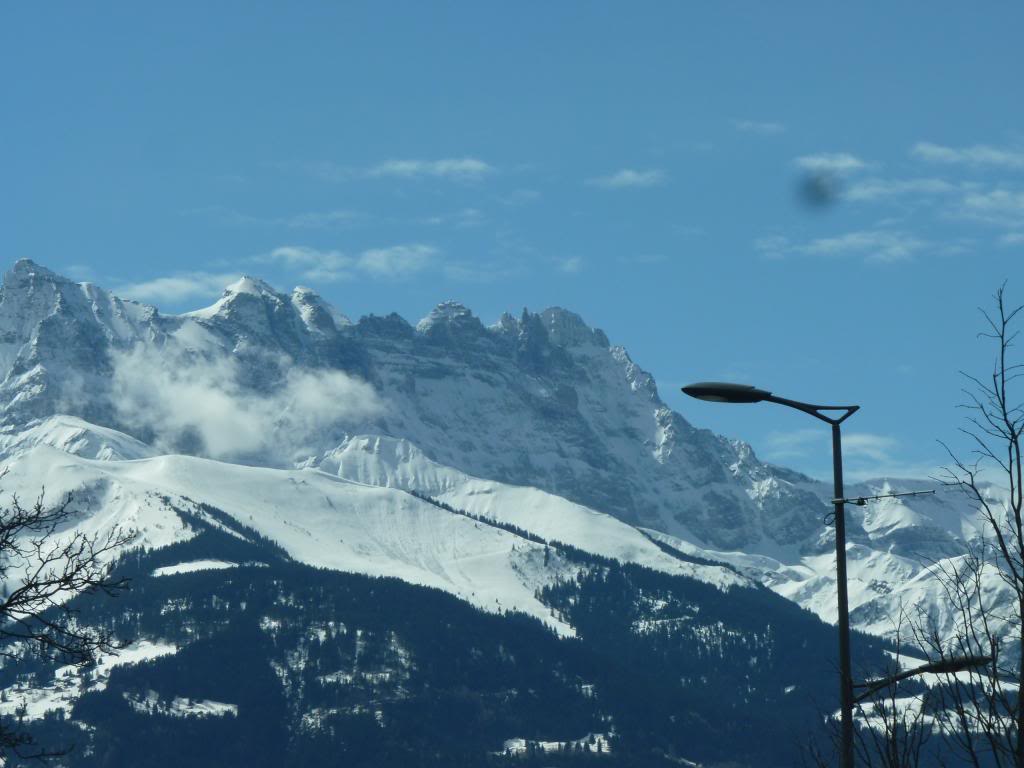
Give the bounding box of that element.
[108,344,383,462]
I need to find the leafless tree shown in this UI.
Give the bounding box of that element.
[854,614,934,768]
[807,286,1024,767]
[804,610,933,768]
[0,485,135,760]
[921,283,1024,767]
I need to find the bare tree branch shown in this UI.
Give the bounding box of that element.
[0,479,135,759]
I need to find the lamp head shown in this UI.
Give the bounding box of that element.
[681,382,772,404]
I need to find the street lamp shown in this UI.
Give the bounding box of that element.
[682,381,859,768]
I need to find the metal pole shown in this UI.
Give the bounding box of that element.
[832,422,855,768]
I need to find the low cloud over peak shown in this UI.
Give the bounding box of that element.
[109,346,384,463]
[262,243,436,283]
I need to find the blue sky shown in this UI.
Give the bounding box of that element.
[3,2,1022,480]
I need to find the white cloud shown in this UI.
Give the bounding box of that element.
[588,169,667,189]
[64,264,98,281]
[184,205,364,229]
[264,246,353,283]
[794,153,865,174]
[756,230,928,263]
[499,189,541,206]
[1000,232,1024,245]
[802,231,926,263]
[767,429,900,464]
[367,157,494,181]
[617,253,668,265]
[417,208,484,228]
[262,244,435,282]
[116,272,241,304]
[762,428,822,460]
[356,244,436,278]
[753,235,791,260]
[843,433,901,464]
[442,259,522,283]
[762,429,936,482]
[731,119,786,135]
[911,142,1024,170]
[845,177,955,202]
[558,256,583,274]
[109,346,383,463]
[284,210,362,228]
[959,188,1024,227]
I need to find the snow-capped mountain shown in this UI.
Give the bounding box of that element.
[0,259,996,647]
[0,259,996,766]
[0,260,828,543]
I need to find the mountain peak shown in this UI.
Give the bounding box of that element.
[416,300,475,333]
[225,275,279,297]
[291,286,352,333]
[5,259,68,285]
[540,307,609,348]
[187,275,284,320]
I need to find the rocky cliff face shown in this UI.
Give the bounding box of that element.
[0,260,827,553]
[0,260,993,646]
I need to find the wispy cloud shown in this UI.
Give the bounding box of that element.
[115,272,241,304]
[442,259,522,283]
[617,253,669,265]
[843,433,901,464]
[284,157,495,183]
[588,168,667,189]
[1000,232,1024,245]
[110,346,383,463]
[845,177,955,202]
[265,246,352,282]
[64,264,98,281]
[731,119,786,135]
[367,157,494,181]
[794,153,865,174]
[262,244,436,282]
[911,142,1024,170]
[357,245,436,278]
[184,205,364,230]
[284,210,363,228]
[558,256,583,274]
[764,429,904,463]
[498,188,541,206]
[958,188,1024,227]
[756,230,928,263]
[762,428,822,461]
[417,208,485,228]
[762,429,935,481]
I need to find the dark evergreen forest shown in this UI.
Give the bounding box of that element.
[0,502,893,767]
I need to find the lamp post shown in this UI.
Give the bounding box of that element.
[681,382,859,768]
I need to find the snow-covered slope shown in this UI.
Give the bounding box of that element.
[318,434,745,589]
[0,260,996,646]
[0,418,748,639]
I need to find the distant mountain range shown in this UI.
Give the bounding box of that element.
[0,259,996,766]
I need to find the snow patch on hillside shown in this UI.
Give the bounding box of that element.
[152,560,240,577]
[124,690,238,718]
[0,640,178,721]
[499,732,612,756]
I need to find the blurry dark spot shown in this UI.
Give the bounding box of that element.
[797,172,842,209]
